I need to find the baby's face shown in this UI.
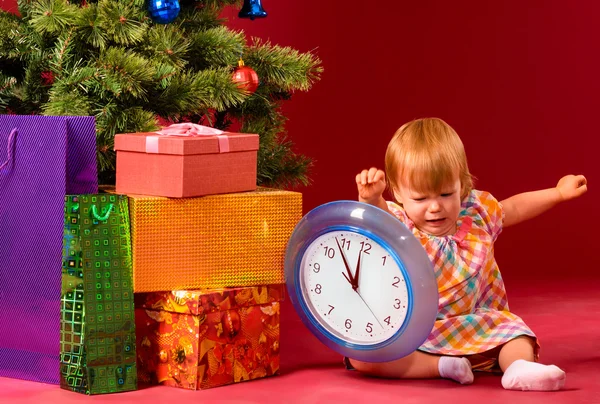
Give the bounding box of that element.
[395,178,462,237]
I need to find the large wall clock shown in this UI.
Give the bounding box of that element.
[285,200,438,362]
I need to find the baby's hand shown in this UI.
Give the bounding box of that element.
[356,168,386,203]
[556,174,588,201]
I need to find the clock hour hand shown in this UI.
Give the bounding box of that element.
[335,237,355,285]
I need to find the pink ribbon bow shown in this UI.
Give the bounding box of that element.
[146,123,230,153]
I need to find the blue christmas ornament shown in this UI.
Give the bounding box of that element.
[148,0,180,24]
[239,0,267,20]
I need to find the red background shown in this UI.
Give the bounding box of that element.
[2,0,598,369]
[224,1,598,285]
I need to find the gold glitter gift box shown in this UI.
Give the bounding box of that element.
[127,188,302,292]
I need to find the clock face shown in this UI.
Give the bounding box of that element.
[286,200,438,362]
[299,229,410,346]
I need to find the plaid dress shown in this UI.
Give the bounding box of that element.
[387,190,539,368]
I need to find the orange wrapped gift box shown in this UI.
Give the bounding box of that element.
[128,188,302,292]
[135,284,284,390]
[114,130,259,198]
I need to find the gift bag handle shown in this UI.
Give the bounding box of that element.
[0,128,18,174]
[91,203,114,221]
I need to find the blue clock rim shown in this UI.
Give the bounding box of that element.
[292,223,415,352]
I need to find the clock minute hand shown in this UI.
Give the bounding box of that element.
[335,237,355,286]
[352,250,362,291]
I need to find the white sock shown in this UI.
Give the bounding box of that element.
[438,356,474,385]
[501,359,566,391]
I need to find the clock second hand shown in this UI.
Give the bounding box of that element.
[353,251,384,328]
[355,289,384,328]
[336,237,384,328]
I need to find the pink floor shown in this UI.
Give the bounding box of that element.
[1,276,599,403]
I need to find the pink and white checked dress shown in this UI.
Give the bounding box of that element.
[387,190,539,367]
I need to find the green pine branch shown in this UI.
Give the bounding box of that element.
[0,0,323,188]
[0,74,18,112]
[143,24,190,69]
[98,47,155,99]
[177,6,223,31]
[28,0,78,36]
[187,26,244,70]
[246,38,323,92]
[74,3,108,50]
[242,110,311,187]
[193,0,241,8]
[97,0,147,46]
[0,12,20,58]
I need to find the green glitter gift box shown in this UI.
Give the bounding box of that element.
[60,194,137,394]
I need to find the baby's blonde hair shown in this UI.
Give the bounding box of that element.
[385,118,473,199]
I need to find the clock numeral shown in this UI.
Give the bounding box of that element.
[384,316,391,325]
[345,319,352,329]
[382,256,387,266]
[323,246,335,259]
[394,298,401,309]
[365,322,373,333]
[392,276,401,288]
[340,238,351,250]
[359,241,372,254]
[314,284,322,294]
[327,305,335,315]
[313,263,321,273]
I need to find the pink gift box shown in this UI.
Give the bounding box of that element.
[115,131,259,198]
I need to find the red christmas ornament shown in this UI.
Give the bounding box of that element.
[232,58,259,94]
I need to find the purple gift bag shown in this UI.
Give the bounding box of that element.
[0,116,97,384]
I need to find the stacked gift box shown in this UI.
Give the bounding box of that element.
[135,284,285,389]
[0,117,301,394]
[115,124,301,391]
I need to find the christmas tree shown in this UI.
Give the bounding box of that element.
[0,0,322,186]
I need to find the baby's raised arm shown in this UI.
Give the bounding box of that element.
[355,167,390,213]
[500,174,587,228]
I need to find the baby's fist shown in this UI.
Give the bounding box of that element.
[557,174,588,201]
[356,168,386,203]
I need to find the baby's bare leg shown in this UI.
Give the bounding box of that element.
[498,335,536,371]
[349,351,439,378]
[349,351,473,384]
[499,336,566,391]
